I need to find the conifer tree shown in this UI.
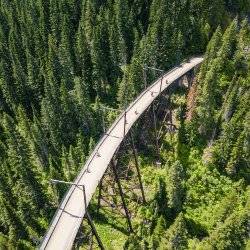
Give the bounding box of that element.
[91,12,118,101]
[160,213,188,250]
[0,163,26,242]
[116,0,134,64]
[31,113,50,169]
[108,13,121,67]
[166,161,185,214]
[59,16,75,90]
[0,25,15,109]
[216,19,238,77]
[196,61,219,137]
[117,66,135,108]
[151,216,167,248]
[60,79,78,145]
[154,178,168,217]
[76,22,94,97]
[26,49,42,108]
[198,26,223,82]
[47,34,62,87]
[41,78,63,151]
[203,210,249,249]
[2,114,49,240]
[73,77,93,135]
[49,0,61,42]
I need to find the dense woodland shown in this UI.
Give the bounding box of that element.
[123,18,250,250]
[0,0,249,249]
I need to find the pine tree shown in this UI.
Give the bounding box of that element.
[49,0,61,42]
[196,61,220,137]
[0,162,26,242]
[216,19,238,78]
[152,216,167,248]
[59,15,75,90]
[202,210,249,249]
[26,49,42,108]
[31,113,50,169]
[61,146,73,181]
[166,161,185,214]
[117,66,135,108]
[73,77,93,135]
[116,0,134,64]
[107,11,121,67]
[47,34,62,87]
[83,0,96,42]
[41,78,63,151]
[154,177,168,217]
[0,24,15,109]
[60,79,78,145]
[160,213,188,250]
[76,22,94,98]
[2,113,49,241]
[198,26,223,83]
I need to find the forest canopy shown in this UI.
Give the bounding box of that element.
[0,0,249,248]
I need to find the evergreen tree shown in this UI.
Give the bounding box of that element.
[73,77,93,136]
[59,16,75,90]
[166,161,185,214]
[160,213,188,250]
[47,34,62,87]
[76,21,94,98]
[116,0,134,64]
[198,26,223,82]
[202,210,249,249]
[154,177,168,217]
[41,78,63,151]
[0,1,248,246]
[1,114,49,241]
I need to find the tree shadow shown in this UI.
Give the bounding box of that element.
[90,205,130,236]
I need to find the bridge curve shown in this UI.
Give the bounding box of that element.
[40,57,204,250]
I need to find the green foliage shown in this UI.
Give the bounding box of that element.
[160,213,188,250]
[166,161,185,214]
[0,0,248,247]
[123,18,249,250]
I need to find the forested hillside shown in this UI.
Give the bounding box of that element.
[122,18,250,250]
[0,0,249,248]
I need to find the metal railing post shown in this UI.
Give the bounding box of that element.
[50,179,105,250]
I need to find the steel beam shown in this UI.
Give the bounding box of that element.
[110,159,133,233]
[129,132,146,204]
[152,102,160,159]
[85,211,105,250]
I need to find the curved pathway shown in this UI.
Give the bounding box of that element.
[40,57,204,250]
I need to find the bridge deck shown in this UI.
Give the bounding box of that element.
[40,57,204,250]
